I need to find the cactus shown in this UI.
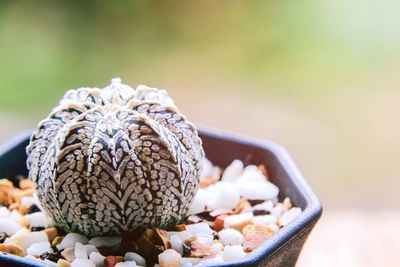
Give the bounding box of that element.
[26,78,204,237]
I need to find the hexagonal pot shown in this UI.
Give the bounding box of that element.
[0,127,322,267]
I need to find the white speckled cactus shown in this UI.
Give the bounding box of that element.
[26,78,204,237]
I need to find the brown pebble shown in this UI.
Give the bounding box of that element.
[0,243,24,256]
[242,224,274,252]
[43,227,58,242]
[0,179,13,189]
[57,259,71,267]
[257,164,269,178]
[190,240,216,258]
[0,180,13,206]
[52,236,63,246]
[11,188,34,203]
[19,216,29,228]
[9,203,28,215]
[212,215,228,232]
[19,179,34,190]
[104,255,123,267]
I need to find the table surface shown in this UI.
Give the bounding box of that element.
[296,210,400,267]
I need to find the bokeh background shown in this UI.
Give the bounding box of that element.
[1,1,399,266]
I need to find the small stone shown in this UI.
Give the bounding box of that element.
[221,160,243,183]
[223,213,253,231]
[158,249,181,267]
[218,229,244,246]
[189,240,215,258]
[169,234,183,255]
[85,244,99,255]
[0,243,24,256]
[186,223,214,245]
[16,231,48,250]
[75,242,88,259]
[222,245,247,262]
[242,224,275,252]
[115,262,137,267]
[57,259,72,267]
[212,215,228,232]
[0,207,10,217]
[234,180,279,201]
[19,179,34,190]
[0,217,22,235]
[71,259,95,267]
[27,241,52,256]
[278,207,302,227]
[26,212,52,228]
[61,247,76,262]
[104,256,123,267]
[205,182,241,210]
[89,251,105,267]
[252,215,277,225]
[187,189,207,215]
[57,233,89,250]
[43,227,58,242]
[124,252,146,266]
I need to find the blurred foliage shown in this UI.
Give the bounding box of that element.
[0,0,400,115]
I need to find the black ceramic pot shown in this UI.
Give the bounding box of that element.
[0,128,322,267]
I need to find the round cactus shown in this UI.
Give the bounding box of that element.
[26,78,204,237]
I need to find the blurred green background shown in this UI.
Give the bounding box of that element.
[0,0,399,211]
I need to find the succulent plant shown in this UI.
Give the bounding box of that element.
[26,78,204,237]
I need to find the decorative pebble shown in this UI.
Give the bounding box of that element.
[205,182,241,210]
[187,189,207,215]
[0,207,10,217]
[0,243,24,256]
[57,259,72,267]
[170,234,183,255]
[89,251,105,267]
[85,244,99,255]
[16,231,48,250]
[223,212,253,231]
[61,247,76,262]
[252,215,277,225]
[124,252,146,266]
[221,160,243,182]
[222,245,247,262]
[75,242,88,259]
[57,233,89,250]
[158,249,181,267]
[89,236,122,248]
[0,217,22,235]
[25,212,52,228]
[218,229,244,246]
[235,180,279,200]
[278,207,302,226]
[115,262,137,267]
[26,241,52,256]
[71,258,96,267]
[186,223,214,245]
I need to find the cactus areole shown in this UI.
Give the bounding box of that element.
[26,78,204,237]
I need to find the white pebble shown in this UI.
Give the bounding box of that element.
[20,197,41,209]
[187,189,207,215]
[200,157,214,179]
[180,257,200,266]
[253,200,274,212]
[9,210,22,222]
[279,207,302,226]
[71,259,95,267]
[25,212,52,228]
[158,249,181,267]
[116,262,137,267]
[211,242,223,254]
[221,160,243,182]
[240,166,267,182]
[75,242,88,259]
[170,234,183,255]
[270,204,284,219]
[85,244,99,255]
[89,252,105,267]
[222,245,247,262]
[186,223,214,245]
[235,180,279,200]
[0,207,10,217]
[205,182,241,210]
[17,231,48,250]
[224,212,253,229]
[124,252,146,266]
[218,229,244,246]
[57,233,89,250]
[26,241,52,256]
[62,247,76,262]
[89,236,122,248]
[252,215,277,225]
[197,254,224,265]
[0,218,22,235]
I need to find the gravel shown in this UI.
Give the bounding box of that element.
[0,159,302,267]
